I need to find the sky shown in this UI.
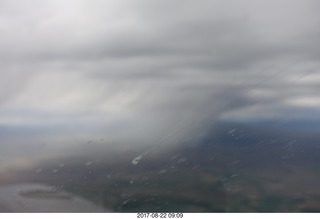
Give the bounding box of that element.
[1,0,320,169]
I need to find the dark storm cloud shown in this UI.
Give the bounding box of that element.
[1,0,320,168]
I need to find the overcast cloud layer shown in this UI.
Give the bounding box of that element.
[1,0,320,167]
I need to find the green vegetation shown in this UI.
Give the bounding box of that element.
[8,146,320,212]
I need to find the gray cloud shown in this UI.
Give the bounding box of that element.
[0,0,320,167]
